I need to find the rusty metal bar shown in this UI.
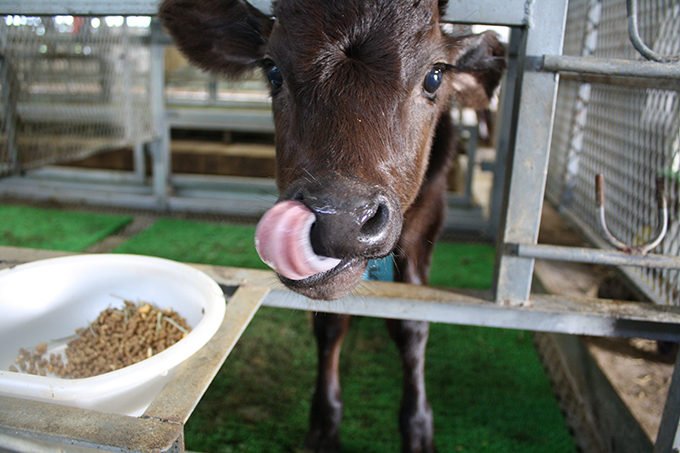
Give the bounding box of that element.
[595,174,668,255]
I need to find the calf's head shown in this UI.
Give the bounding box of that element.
[160,0,505,299]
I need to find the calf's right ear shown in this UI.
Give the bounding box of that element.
[159,0,273,77]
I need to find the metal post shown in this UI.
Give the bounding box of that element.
[122,18,134,144]
[485,26,522,241]
[493,0,569,305]
[0,21,19,177]
[133,142,147,183]
[655,357,680,453]
[149,18,170,211]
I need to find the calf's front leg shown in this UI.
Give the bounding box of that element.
[388,133,452,452]
[304,312,352,453]
[387,318,435,453]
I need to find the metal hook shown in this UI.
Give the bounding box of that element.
[595,174,668,255]
[626,0,679,63]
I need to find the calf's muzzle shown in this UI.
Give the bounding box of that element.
[255,175,402,298]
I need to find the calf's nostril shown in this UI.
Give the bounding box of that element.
[359,203,389,239]
[292,190,305,202]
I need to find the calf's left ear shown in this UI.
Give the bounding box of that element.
[159,0,273,78]
[448,31,507,109]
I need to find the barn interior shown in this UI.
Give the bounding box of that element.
[1,1,679,453]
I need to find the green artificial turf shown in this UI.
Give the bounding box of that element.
[113,218,267,269]
[181,309,574,453]
[0,204,131,252]
[430,241,497,289]
[111,217,576,453]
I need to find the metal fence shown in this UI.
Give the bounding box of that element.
[0,15,156,177]
[546,0,680,305]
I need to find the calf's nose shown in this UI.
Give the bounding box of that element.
[289,176,402,260]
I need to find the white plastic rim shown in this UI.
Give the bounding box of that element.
[0,254,225,415]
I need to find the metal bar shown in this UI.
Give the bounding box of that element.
[441,0,527,26]
[258,286,680,342]
[0,50,19,176]
[143,285,267,424]
[510,243,680,269]
[595,174,668,256]
[0,0,173,16]
[558,72,680,92]
[149,18,170,211]
[0,0,530,25]
[493,0,569,305]
[133,142,146,183]
[655,356,680,453]
[182,263,680,343]
[0,174,277,216]
[0,395,183,453]
[542,55,680,79]
[16,166,155,185]
[559,206,671,307]
[165,107,275,134]
[0,176,162,210]
[485,27,523,241]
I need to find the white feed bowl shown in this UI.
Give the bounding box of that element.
[0,254,225,416]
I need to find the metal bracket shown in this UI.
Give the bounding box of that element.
[595,174,668,255]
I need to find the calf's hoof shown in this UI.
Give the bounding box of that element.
[303,430,340,453]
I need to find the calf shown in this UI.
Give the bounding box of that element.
[159,1,505,451]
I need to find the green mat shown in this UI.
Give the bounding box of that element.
[113,218,267,269]
[111,217,575,453]
[182,308,574,453]
[0,204,131,252]
[430,242,497,289]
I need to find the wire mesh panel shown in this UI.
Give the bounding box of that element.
[546,0,593,204]
[547,0,680,305]
[0,15,156,177]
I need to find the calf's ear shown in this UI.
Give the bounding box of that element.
[159,0,273,77]
[448,31,507,109]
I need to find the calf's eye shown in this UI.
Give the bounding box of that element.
[267,65,283,90]
[423,67,443,94]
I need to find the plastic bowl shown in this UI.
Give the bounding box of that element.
[0,254,225,416]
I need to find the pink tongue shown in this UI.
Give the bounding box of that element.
[255,201,341,281]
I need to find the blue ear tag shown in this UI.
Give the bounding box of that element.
[362,255,394,281]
